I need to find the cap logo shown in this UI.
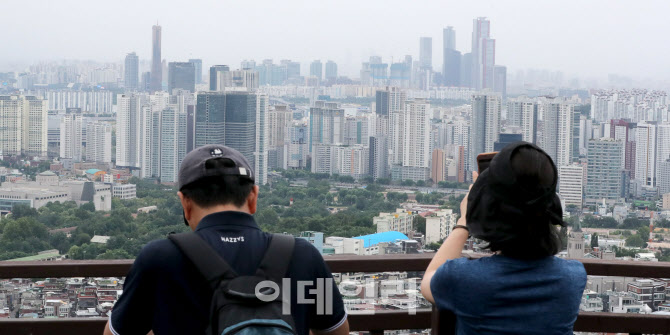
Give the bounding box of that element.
[239,167,247,175]
[210,148,223,157]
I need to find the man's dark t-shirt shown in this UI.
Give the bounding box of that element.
[110,211,347,335]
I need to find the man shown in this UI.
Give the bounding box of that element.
[104,144,348,335]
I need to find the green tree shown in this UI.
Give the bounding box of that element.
[68,245,84,260]
[625,234,645,248]
[9,204,38,219]
[414,216,427,234]
[96,249,132,259]
[590,234,599,249]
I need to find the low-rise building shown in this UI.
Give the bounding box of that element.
[425,209,457,244]
[580,290,603,312]
[112,183,136,199]
[374,209,416,234]
[607,291,651,313]
[627,279,667,309]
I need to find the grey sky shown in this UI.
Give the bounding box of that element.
[4,0,670,81]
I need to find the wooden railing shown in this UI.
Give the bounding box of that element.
[2,254,670,334]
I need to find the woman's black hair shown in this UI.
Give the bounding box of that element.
[467,142,564,260]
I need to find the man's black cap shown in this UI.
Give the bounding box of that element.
[178,145,254,190]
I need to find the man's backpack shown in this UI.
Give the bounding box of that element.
[168,233,297,335]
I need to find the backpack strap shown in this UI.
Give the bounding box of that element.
[168,232,237,290]
[255,234,295,282]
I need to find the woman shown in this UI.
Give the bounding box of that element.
[421,142,586,335]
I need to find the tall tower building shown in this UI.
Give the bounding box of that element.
[443,26,456,51]
[116,94,142,168]
[494,65,507,99]
[218,69,259,91]
[558,164,584,207]
[403,99,431,169]
[310,60,323,81]
[309,101,345,150]
[0,95,48,157]
[325,61,338,81]
[656,124,670,187]
[86,122,112,163]
[154,107,187,183]
[460,53,472,88]
[431,148,446,183]
[369,135,389,180]
[168,62,196,93]
[188,59,203,84]
[635,122,657,187]
[419,37,433,70]
[194,91,267,184]
[209,65,230,91]
[150,25,162,92]
[541,99,576,167]
[470,93,501,170]
[471,17,495,90]
[586,138,624,205]
[59,110,83,162]
[124,52,139,91]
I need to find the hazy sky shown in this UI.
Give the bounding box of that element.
[4,0,670,81]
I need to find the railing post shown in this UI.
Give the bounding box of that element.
[431,305,456,335]
[369,330,384,335]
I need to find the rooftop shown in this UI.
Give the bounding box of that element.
[353,231,409,248]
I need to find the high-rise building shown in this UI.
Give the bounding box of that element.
[124,52,139,91]
[494,65,507,99]
[209,65,230,91]
[150,25,162,92]
[493,133,522,151]
[635,122,657,187]
[460,53,472,88]
[470,93,501,170]
[443,26,456,51]
[609,119,635,177]
[282,60,301,80]
[188,59,203,84]
[659,159,670,195]
[85,122,112,163]
[656,124,670,188]
[267,105,292,169]
[369,135,388,180]
[325,61,338,81]
[471,17,495,90]
[443,49,461,87]
[384,88,407,166]
[426,209,457,244]
[217,69,259,91]
[403,99,431,169]
[168,62,196,93]
[141,72,151,91]
[59,110,82,162]
[285,121,308,169]
[419,37,433,70]
[541,99,576,167]
[559,164,584,207]
[586,138,624,205]
[309,101,345,151]
[431,148,446,183]
[0,95,48,157]
[310,60,323,81]
[194,91,267,184]
[344,115,372,146]
[154,107,187,183]
[116,94,142,168]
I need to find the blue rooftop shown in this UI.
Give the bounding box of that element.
[85,169,102,175]
[353,231,409,248]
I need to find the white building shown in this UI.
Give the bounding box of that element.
[374,209,416,234]
[116,94,142,168]
[541,99,576,167]
[635,122,657,187]
[558,164,584,207]
[112,184,136,199]
[324,236,365,255]
[470,93,501,172]
[85,122,112,163]
[45,90,113,115]
[0,95,48,156]
[154,107,186,183]
[59,112,83,162]
[425,209,458,244]
[402,99,431,169]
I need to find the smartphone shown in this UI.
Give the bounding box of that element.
[477,152,498,174]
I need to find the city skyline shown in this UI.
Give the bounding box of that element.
[4,0,670,84]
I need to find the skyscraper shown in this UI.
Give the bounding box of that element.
[369,135,388,180]
[471,17,495,90]
[124,52,139,91]
[541,99,576,167]
[443,26,456,51]
[586,138,624,205]
[634,122,657,187]
[168,62,196,93]
[116,94,142,168]
[59,110,82,162]
[402,99,431,169]
[419,37,433,70]
[188,59,203,84]
[325,61,338,81]
[150,25,162,92]
[558,164,584,207]
[443,49,461,87]
[431,148,446,183]
[494,65,507,99]
[309,101,345,150]
[310,60,323,81]
[470,93,501,170]
[217,69,259,91]
[460,53,472,88]
[209,65,230,91]
[86,122,112,163]
[154,107,187,183]
[194,91,268,184]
